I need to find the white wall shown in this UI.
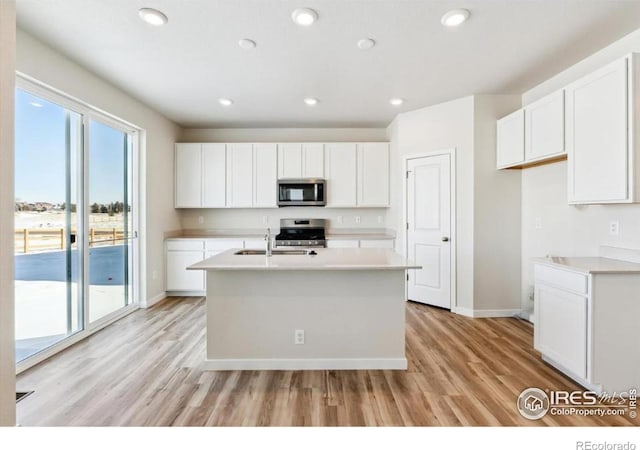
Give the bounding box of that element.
[387,95,521,313]
[0,0,16,427]
[520,27,640,315]
[473,95,522,311]
[386,96,476,310]
[178,127,390,232]
[16,29,182,305]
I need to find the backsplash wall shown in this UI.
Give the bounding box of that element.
[179,208,391,233]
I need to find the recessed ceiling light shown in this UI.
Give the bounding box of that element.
[291,8,318,26]
[29,101,43,108]
[441,9,470,27]
[238,38,257,50]
[390,98,404,106]
[138,8,168,26]
[357,38,376,50]
[304,97,318,106]
[218,98,234,106]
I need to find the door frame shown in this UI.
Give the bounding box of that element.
[402,148,457,310]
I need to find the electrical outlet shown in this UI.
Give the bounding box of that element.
[337,215,343,224]
[294,329,305,345]
[355,215,361,224]
[262,215,269,225]
[198,215,204,225]
[534,217,542,229]
[609,221,620,236]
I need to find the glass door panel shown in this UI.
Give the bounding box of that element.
[14,89,83,362]
[87,120,134,323]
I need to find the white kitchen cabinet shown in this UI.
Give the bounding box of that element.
[326,239,360,248]
[325,143,357,207]
[226,143,254,207]
[302,143,324,178]
[166,240,205,292]
[533,260,640,393]
[496,109,525,168]
[566,55,639,204]
[278,144,303,178]
[360,239,394,249]
[254,144,278,207]
[525,90,565,162]
[202,144,226,208]
[357,143,389,207]
[278,143,324,179]
[175,143,203,208]
[535,282,587,379]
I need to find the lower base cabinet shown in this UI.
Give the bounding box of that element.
[534,262,640,393]
[326,238,394,249]
[166,250,205,292]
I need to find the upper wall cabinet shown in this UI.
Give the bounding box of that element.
[175,143,229,208]
[358,143,389,207]
[525,90,565,162]
[175,141,389,209]
[325,142,390,208]
[175,143,203,208]
[202,144,227,207]
[277,143,324,178]
[226,143,278,208]
[226,143,254,207]
[566,54,639,204]
[253,144,278,207]
[496,109,525,168]
[496,90,566,170]
[325,143,358,207]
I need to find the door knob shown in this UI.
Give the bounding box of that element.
[442,237,449,242]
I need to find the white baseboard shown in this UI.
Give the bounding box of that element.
[202,357,408,371]
[454,307,521,318]
[165,290,206,298]
[142,291,167,308]
[453,307,474,317]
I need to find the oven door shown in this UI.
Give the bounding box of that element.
[277,179,325,206]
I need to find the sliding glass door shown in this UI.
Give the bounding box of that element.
[14,85,138,365]
[87,119,134,323]
[14,89,83,362]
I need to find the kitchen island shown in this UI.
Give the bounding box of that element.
[188,248,420,370]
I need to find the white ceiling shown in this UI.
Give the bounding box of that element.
[16,0,640,128]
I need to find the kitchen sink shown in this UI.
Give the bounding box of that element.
[234,249,314,256]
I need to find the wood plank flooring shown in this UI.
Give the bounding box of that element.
[16,297,637,426]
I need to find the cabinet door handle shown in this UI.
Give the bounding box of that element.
[442,237,450,242]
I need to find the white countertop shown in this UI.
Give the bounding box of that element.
[188,248,420,271]
[533,256,640,274]
[165,228,395,241]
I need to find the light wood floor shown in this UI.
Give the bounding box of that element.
[16,297,637,426]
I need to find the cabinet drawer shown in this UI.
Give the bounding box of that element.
[534,264,588,295]
[204,239,244,251]
[166,239,204,251]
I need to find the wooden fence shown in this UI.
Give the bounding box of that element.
[14,228,127,254]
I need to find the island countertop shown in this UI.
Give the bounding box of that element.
[188,248,420,271]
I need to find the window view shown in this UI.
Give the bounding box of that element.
[14,87,136,363]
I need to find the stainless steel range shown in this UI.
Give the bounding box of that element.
[275,218,326,248]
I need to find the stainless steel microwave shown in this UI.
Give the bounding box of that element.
[277,179,326,207]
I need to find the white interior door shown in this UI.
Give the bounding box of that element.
[407,154,452,309]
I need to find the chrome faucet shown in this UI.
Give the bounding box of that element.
[265,227,273,257]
